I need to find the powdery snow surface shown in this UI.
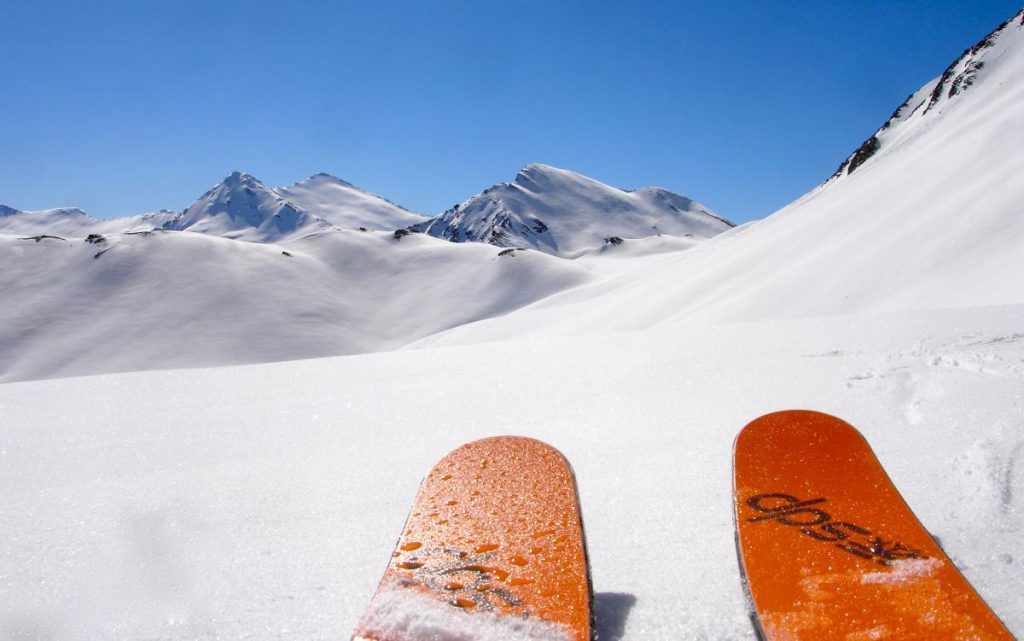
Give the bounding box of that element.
[1,307,1022,640]
[2,9,1024,641]
[860,558,944,585]
[356,584,571,641]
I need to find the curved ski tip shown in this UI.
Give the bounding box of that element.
[734,410,870,451]
[429,436,577,477]
[449,435,571,460]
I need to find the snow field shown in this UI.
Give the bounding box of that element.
[1,305,1021,640]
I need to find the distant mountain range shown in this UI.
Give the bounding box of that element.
[0,165,730,256]
[412,163,731,257]
[2,9,1022,382]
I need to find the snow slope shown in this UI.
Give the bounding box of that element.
[417,11,1024,348]
[413,164,732,257]
[1,305,1021,640]
[830,10,1024,182]
[0,229,586,382]
[275,173,427,231]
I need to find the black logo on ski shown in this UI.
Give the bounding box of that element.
[746,493,923,567]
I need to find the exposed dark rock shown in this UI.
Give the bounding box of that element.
[846,136,881,175]
[19,235,67,243]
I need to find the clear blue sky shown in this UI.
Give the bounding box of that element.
[1,1,1020,223]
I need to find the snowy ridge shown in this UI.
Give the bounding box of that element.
[275,173,427,231]
[166,172,328,242]
[0,206,179,238]
[830,9,1024,181]
[412,164,732,257]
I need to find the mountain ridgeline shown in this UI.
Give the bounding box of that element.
[0,166,730,255]
[829,9,1024,182]
[410,164,732,257]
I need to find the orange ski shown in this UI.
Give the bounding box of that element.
[734,410,1014,640]
[352,436,593,641]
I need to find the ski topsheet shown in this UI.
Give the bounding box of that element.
[352,436,593,641]
[733,410,1014,640]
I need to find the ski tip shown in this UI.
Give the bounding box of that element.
[436,435,575,472]
[734,409,870,454]
[731,409,1016,640]
[355,433,593,641]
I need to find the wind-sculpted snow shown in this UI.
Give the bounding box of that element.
[0,229,587,382]
[412,164,732,257]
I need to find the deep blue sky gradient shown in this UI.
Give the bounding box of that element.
[1,1,1020,223]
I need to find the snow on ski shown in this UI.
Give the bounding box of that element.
[351,436,593,641]
[733,410,1014,640]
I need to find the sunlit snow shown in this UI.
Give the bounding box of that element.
[1,9,1022,641]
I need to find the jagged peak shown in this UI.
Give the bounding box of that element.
[0,204,19,216]
[219,171,266,190]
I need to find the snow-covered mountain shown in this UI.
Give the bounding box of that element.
[831,10,1024,181]
[412,164,732,257]
[0,172,425,242]
[0,205,179,238]
[165,172,328,242]
[416,10,1024,348]
[275,173,427,230]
